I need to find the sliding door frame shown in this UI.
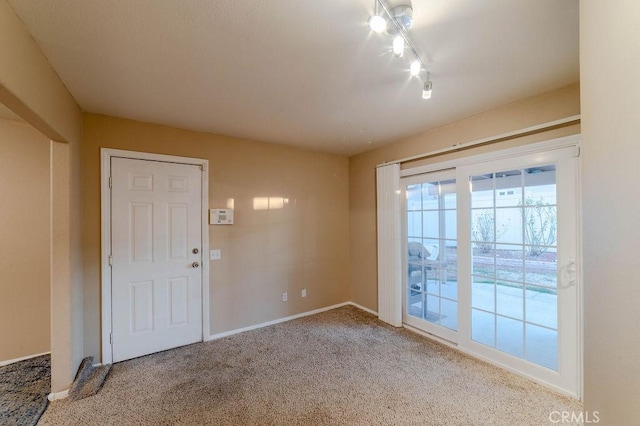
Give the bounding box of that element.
[398,134,582,399]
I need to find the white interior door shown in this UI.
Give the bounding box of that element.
[111,157,203,362]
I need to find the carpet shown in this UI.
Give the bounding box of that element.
[0,354,50,426]
[39,306,581,425]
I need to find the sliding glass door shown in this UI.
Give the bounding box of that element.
[401,143,579,396]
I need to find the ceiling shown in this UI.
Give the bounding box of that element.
[7,0,578,156]
[0,103,21,121]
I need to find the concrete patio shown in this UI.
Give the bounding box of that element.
[408,280,558,370]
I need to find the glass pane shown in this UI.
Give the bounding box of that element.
[496,283,523,320]
[471,174,494,208]
[421,239,439,261]
[422,211,440,238]
[471,209,494,244]
[525,285,557,329]
[496,207,522,244]
[407,288,424,319]
[422,183,439,210]
[524,205,557,248]
[497,316,524,358]
[441,247,458,286]
[407,240,428,277]
[472,277,495,312]
[426,295,440,324]
[495,170,522,207]
[472,309,495,347]
[425,267,440,296]
[427,266,449,296]
[524,250,557,287]
[441,299,458,331]
[406,184,422,210]
[443,245,457,271]
[444,210,457,239]
[524,166,556,206]
[443,189,457,210]
[526,323,558,370]
[440,276,458,300]
[407,212,421,238]
[495,244,524,282]
[472,243,494,277]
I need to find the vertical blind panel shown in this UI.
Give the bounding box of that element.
[376,164,402,327]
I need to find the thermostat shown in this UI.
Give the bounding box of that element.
[209,209,234,225]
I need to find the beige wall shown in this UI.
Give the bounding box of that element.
[82,114,350,360]
[348,84,580,311]
[0,118,50,361]
[581,1,640,423]
[0,0,83,391]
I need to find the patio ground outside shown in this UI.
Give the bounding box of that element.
[408,280,558,370]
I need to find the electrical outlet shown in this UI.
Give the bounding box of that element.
[282,292,288,302]
[301,289,307,298]
[210,249,221,260]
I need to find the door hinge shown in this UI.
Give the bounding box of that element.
[110,333,113,345]
[573,146,581,158]
[200,163,207,172]
[108,255,113,266]
[108,176,112,189]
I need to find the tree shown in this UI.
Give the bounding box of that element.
[472,210,508,254]
[522,197,557,256]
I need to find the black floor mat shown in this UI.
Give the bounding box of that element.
[0,354,50,426]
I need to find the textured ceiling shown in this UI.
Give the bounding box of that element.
[7,0,578,156]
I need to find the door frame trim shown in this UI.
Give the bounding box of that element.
[100,148,210,365]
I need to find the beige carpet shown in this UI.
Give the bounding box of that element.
[39,306,581,425]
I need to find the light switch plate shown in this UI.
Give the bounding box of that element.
[210,249,221,260]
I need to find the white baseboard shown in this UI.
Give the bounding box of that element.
[0,351,51,367]
[206,301,378,341]
[47,389,69,401]
[348,301,378,316]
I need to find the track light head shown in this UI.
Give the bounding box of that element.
[393,35,405,57]
[422,80,433,100]
[368,15,387,33]
[392,5,414,31]
[410,60,421,77]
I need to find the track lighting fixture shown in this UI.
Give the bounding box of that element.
[367,0,432,100]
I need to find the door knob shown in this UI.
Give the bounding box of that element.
[192,262,200,268]
[192,248,199,254]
